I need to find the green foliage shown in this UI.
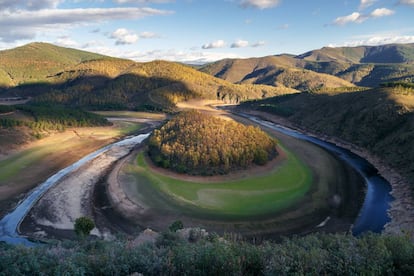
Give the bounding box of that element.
[148,110,278,175]
[169,220,184,232]
[74,217,95,237]
[0,233,413,275]
[381,81,414,89]
[0,104,110,135]
[0,42,109,85]
[0,105,15,114]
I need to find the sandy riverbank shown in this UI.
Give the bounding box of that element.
[19,131,152,240]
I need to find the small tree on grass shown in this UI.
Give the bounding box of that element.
[74,217,95,238]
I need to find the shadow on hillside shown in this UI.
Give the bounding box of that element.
[0,73,196,111]
[0,70,249,111]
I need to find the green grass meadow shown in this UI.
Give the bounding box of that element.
[126,146,312,220]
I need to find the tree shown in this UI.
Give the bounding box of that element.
[74,217,95,238]
[169,220,184,232]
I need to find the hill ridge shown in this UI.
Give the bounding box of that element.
[201,43,414,87]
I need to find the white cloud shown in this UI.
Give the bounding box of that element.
[333,8,394,26]
[121,49,243,64]
[370,8,395,18]
[251,41,265,47]
[110,28,139,45]
[139,31,159,38]
[0,7,173,42]
[114,0,175,3]
[334,12,365,25]
[399,0,414,5]
[55,36,79,48]
[359,0,376,10]
[330,35,414,47]
[240,0,281,9]
[0,0,61,11]
[231,39,249,48]
[202,40,226,49]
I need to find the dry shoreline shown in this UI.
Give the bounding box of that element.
[240,109,414,237]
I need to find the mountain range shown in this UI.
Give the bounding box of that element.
[1,43,413,109]
[200,43,414,88]
[0,43,298,110]
[0,42,413,218]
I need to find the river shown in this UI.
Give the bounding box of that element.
[0,114,393,245]
[0,133,150,246]
[243,114,393,235]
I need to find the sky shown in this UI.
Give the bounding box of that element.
[0,0,413,64]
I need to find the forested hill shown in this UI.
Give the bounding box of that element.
[148,110,277,175]
[239,86,414,189]
[0,42,110,87]
[297,43,414,63]
[199,56,357,91]
[200,43,414,88]
[0,43,295,111]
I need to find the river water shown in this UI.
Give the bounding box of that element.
[244,114,393,235]
[0,114,393,245]
[0,133,150,246]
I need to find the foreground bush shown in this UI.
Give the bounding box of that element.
[0,232,413,275]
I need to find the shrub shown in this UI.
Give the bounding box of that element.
[169,220,184,232]
[74,217,95,237]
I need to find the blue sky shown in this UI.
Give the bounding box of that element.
[0,0,413,63]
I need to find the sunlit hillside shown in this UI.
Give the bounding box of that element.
[201,43,414,88]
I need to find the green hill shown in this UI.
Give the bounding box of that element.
[297,43,414,64]
[200,56,356,91]
[201,43,414,88]
[148,110,277,175]
[240,87,414,189]
[0,43,296,111]
[31,59,295,111]
[0,42,110,85]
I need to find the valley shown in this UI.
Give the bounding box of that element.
[0,42,414,273]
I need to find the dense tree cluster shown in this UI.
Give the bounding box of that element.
[0,104,110,135]
[148,110,278,175]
